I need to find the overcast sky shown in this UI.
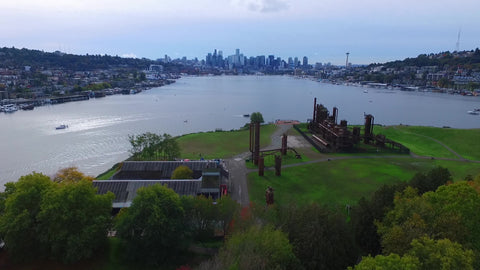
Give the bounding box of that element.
[1,0,479,65]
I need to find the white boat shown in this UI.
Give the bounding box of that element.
[467,111,479,115]
[363,89,368,93]
[55,124,68,130]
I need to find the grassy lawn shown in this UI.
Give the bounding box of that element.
[247,158,480,207]
[374,125,480,160]
[178,124,277,159]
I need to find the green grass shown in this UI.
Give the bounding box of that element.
[96,163,121,180]
[374,126,480,160]
[178,124,277,159]
[247,158,480,207]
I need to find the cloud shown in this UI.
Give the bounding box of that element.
[232,0,289,13]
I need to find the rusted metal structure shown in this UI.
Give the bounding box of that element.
[364,114,374,144]
[309,100,356,151]
[308,98,409,153]
[265,186,274,205]
[274,155,281,176]
[281,134,288,155]
[249,122,261,165]
[258,157,265,176]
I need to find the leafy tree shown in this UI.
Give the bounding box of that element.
[181,195,216,240]
[250,112,264,123]
[171,165,193,179]
[377,182,480,256]
[216,195,240,237]
[408,166,451,194]
[0,173,54,261]
[351,183,406,256]
[115,184,188,266]
[283,203,357,270]
[197,226,302,270]
[408,237,474,270]
[162,133,181,160]
[128,132,180,160]
[52,167,94,183]
[350,237,474,270]
[37,179,114,263]
[349,253,420,270]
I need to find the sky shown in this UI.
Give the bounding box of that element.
[1,0,479,65]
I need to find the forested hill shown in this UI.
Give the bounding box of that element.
[0,47,173,71]
[370,48,480,69]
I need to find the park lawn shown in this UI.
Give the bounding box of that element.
[178,124,277,160]
[247,158,480,207]
[375,125,480,160]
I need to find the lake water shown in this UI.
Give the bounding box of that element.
[0,75,479,188]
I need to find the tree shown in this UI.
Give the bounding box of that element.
[377,182,480,256]
[350,237,474,270]
[408,237,474,270]
[351,182,407,256]
[181,195,216,240]
[37,179,114,263]
[250,112,264,123]
[52,167,94,183]
[0,172,54,262]
[115,184,187,265]
[197,226,302,270]
[216,195,240,237]
[128,132,180,160]
[409,167,452,195]
[171,165,193,179]
[349,253,420,270]
[284,203,358,270]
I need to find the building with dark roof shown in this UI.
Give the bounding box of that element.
[93,160,227,209]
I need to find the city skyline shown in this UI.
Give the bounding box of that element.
[1,0,479,65]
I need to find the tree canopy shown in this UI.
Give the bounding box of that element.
[171,165,193,179]
[377,181,480,257]
[350,237,474,270]
[250,112,264,123]
[198,225,302,270]
[128,132,180,160]
[115,184,188,265]
[0,170,113,263]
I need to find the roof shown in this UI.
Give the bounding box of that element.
[112,160,221,180]
[92,179,202,208]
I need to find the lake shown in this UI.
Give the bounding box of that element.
[0,75,479,188]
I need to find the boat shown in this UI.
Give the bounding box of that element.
[243,114,250,117]
[20,104,34,110]
[55,124,68,130]
[467,111,479,115]
[363,89,368,93]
